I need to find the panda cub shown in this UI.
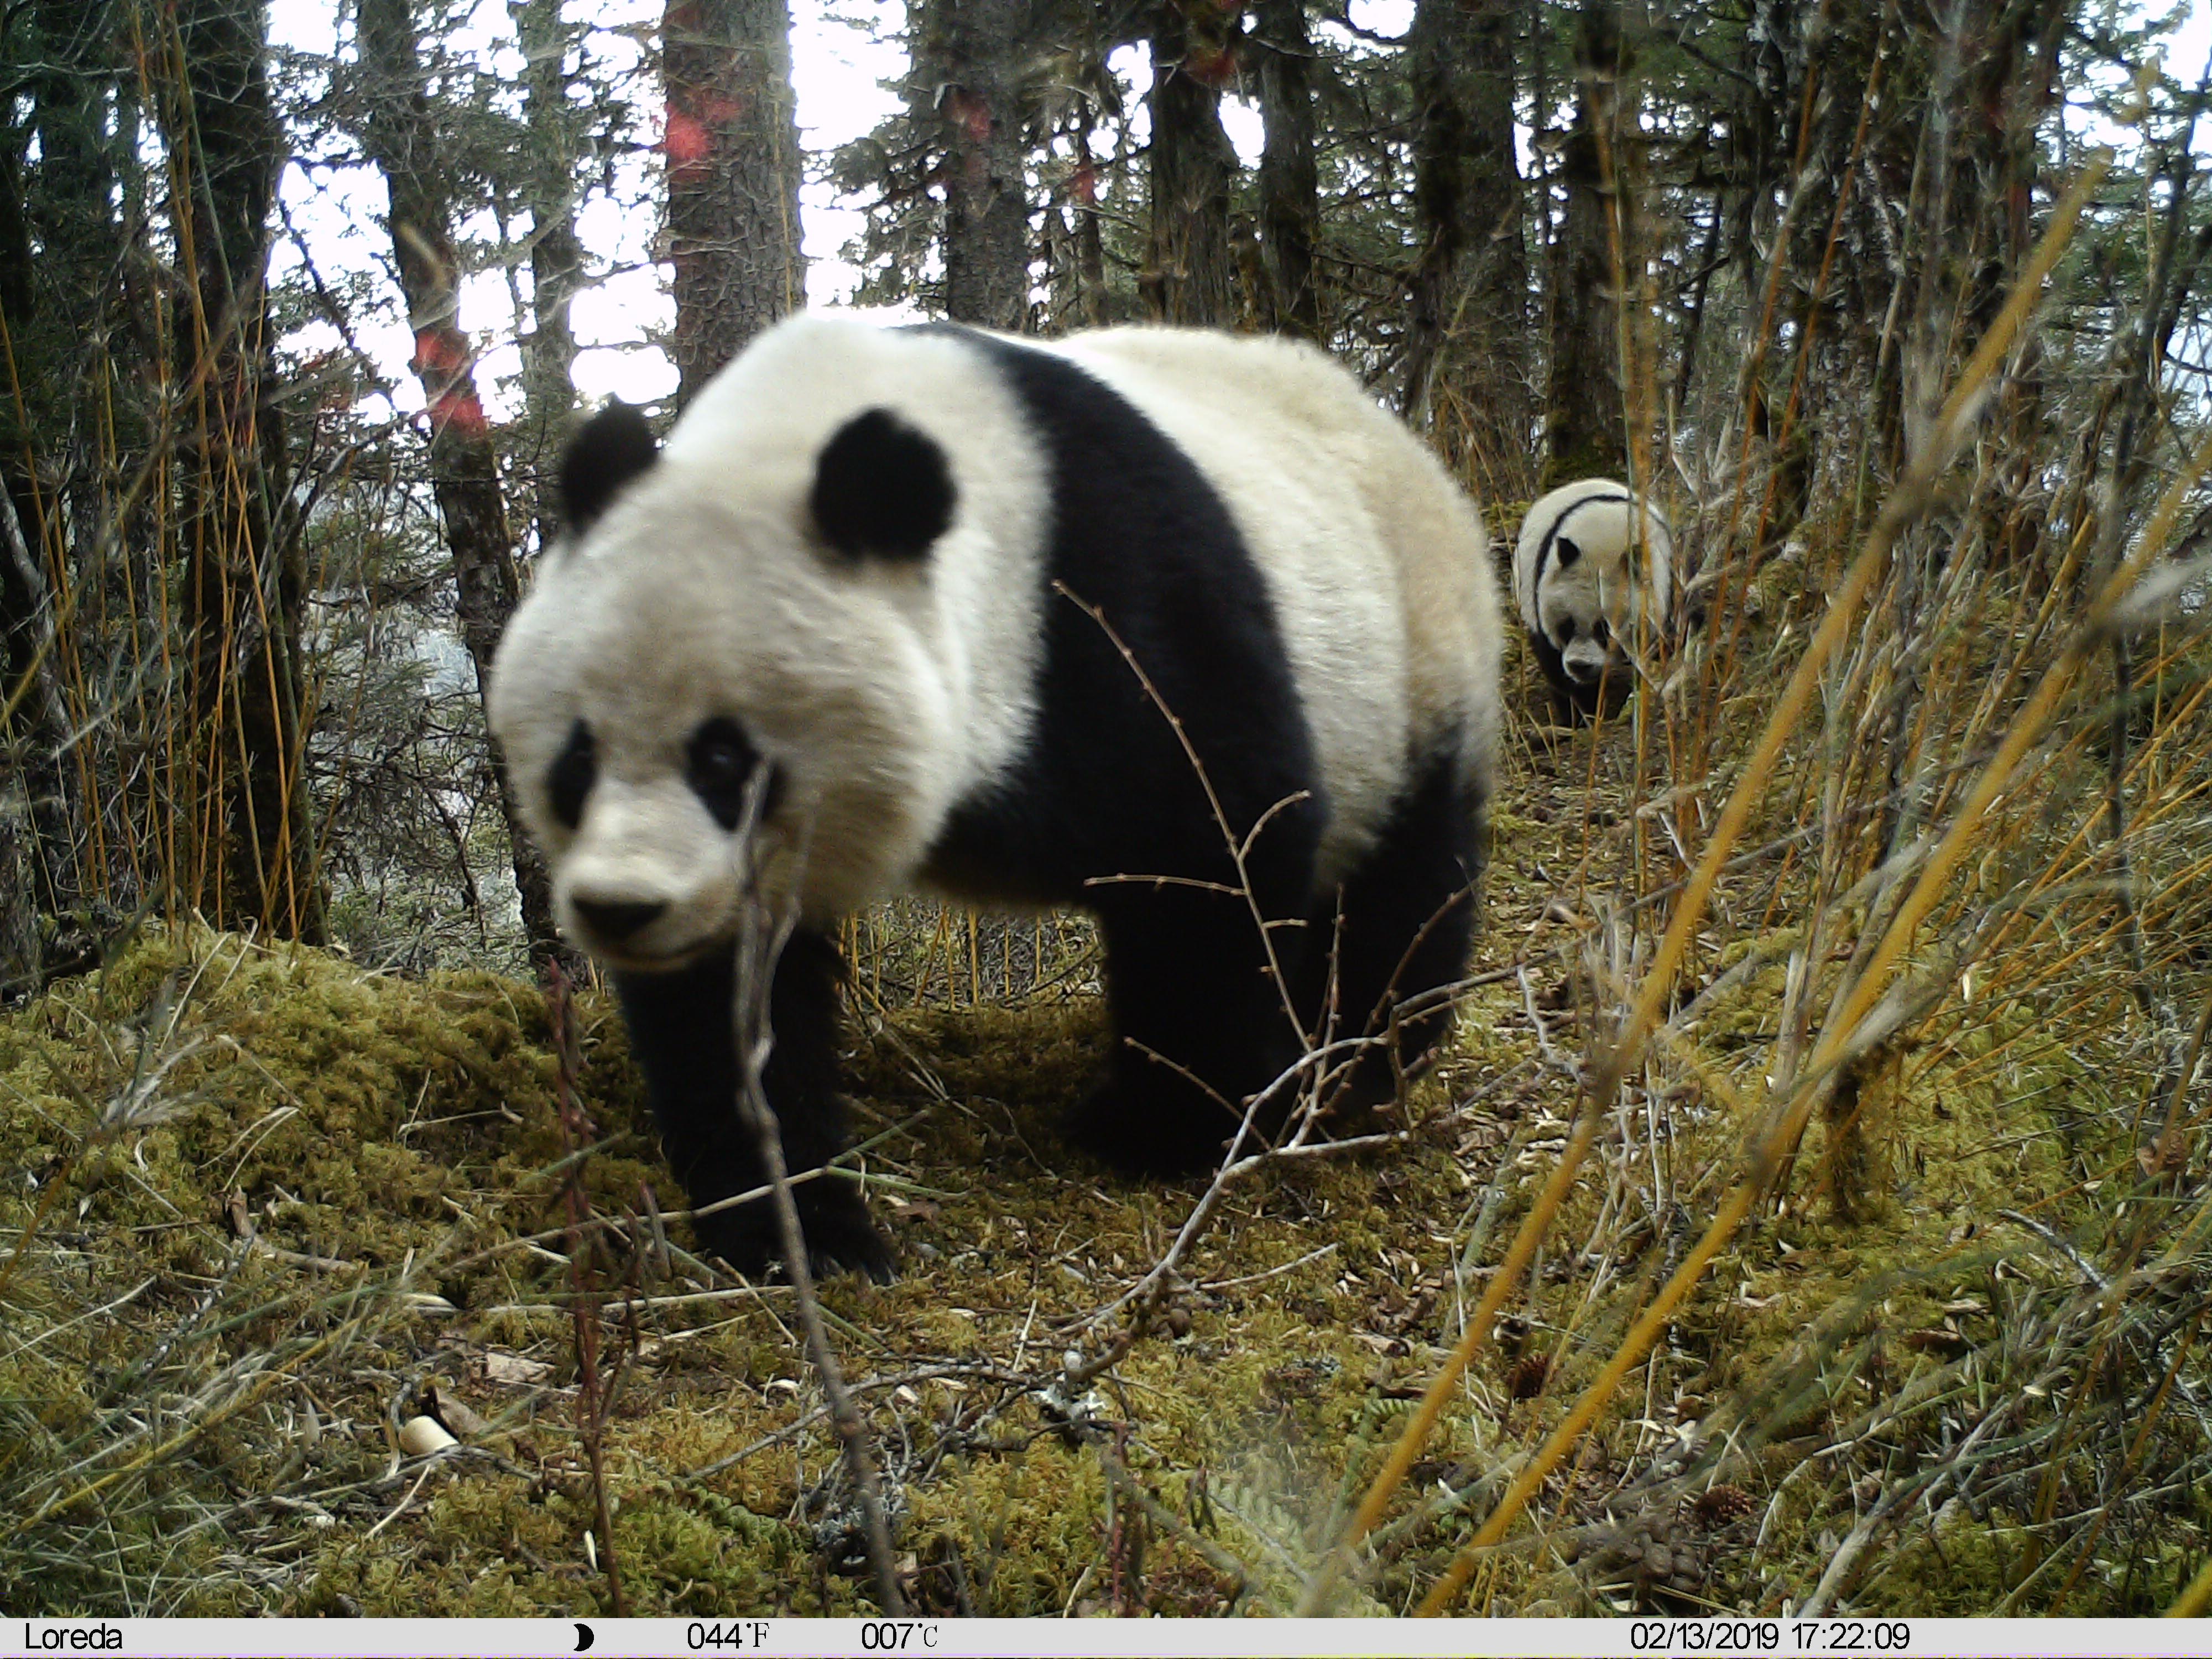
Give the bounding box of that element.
[1512,478,1673,720]
[489,314,1504,1278]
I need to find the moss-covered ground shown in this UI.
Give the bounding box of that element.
[1,616,2205,1619]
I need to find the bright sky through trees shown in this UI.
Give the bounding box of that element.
[266,0,2208,427]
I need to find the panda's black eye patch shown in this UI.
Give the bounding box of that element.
[1593,618,1611,646]
[686,717,780,831]
[1557,618,1577,643]
[547,720,597,830]
[1554,535,1583,569]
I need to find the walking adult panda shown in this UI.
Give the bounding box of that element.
[488,314,1504,1277]
[1512,479,1673,719]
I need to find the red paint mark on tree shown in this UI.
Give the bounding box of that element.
[662,91,749,181]
[413,327,487,436]
[429,383,489,437]
[1186,43,1239,88]
[664,106,712,168]
[696,91,747,126]
[411,326,467,378]
[945,87,992,143]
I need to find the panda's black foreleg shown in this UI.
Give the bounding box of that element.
[612,930,891,1280]
[1303,752,1484,1114]
[1069,883,1313,1176]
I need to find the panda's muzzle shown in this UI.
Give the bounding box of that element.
[1558,617,1614,685]
[572,896,667,945]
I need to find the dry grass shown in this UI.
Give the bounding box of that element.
[4,22,2211,1619]
[4,449,2209,1611]
[10,319,2212,1617]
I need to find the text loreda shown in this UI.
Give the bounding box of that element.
[21,1626,123,1651]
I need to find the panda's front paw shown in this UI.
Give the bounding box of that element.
[694,1180,895,1284]
[797,1180,897,1282]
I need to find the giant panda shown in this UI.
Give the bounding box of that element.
[488,313,1504,1278]
[1512,478,1672,720]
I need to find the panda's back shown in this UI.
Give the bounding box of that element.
[659,314,1497,902]
[1035,328,1496,877]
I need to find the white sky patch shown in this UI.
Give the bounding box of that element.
[2179,0,2212,88]
[794,3,906,306]
[1350,0,1415,37]
[1220,95,1265,166]
[1108,42,1151,145]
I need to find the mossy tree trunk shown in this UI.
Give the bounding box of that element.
[0,135,77,977]
[926,0,1034,330]
[1253,0,1321,341]
[1543,0,1630,487]
[513,0,587,556]
[0,0,143,960]
[1405,0,1529,476]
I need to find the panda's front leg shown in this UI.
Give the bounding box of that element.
[1068,886,1311,1176]
[612,929,892,1280]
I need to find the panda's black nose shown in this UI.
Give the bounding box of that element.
[573,897,667,942]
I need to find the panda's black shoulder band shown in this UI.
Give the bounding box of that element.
[1533,489,1633,589]
[560,400,659,534]
[811,408,957,564]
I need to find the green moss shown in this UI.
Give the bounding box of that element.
[907,1446,1107,1615]
[0,750,2184,1629]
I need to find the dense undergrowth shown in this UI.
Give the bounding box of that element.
[4,540,2207,1616]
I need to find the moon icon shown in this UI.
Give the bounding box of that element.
[573,1622,596,1652]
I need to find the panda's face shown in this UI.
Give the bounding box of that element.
[488,388,971,972]
[514,703,779,969]
[1537,534,1640,690]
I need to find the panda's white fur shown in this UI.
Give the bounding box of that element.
[493,315,1500,952]
[1511,478,1672,714]
[487,310,1502,1275]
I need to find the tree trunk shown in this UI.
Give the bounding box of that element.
[1404,0,1528,473]
[1145,0,1240,328]
[0,131,79,967]
[169,0,322,941]
[358,0,577,978]
[1672,195,1724,413]
[512,0,586,555]
[1253,0,1320,340]
[1953,0,2065,337]
[0,135,40,982]
[0,0,132,942]
[664,0,806,407]
[1957,0,2067,566]
[1071,102,1110,327]
[1543,0,1629,485]
[925,0,1032,328]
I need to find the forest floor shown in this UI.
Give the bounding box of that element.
[0,613,2202,1619]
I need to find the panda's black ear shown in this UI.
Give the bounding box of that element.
[810,408,957,564]
[560,400,659,535]
[1554,535,1583,569]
